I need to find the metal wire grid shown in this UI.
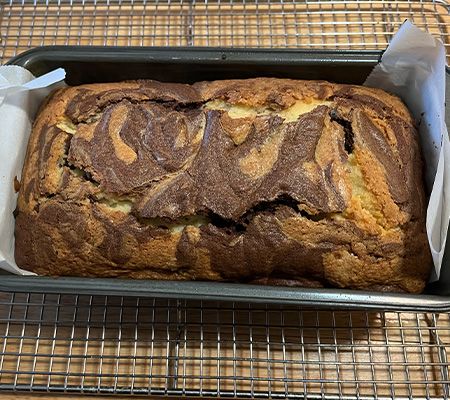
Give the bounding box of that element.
[1,0,450,398]
[1,0,450,63]
[0,293,448,398]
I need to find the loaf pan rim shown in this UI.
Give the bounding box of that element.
[6,45,385,69]
[0,276,449,312]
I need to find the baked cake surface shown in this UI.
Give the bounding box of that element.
[15,78,431,293]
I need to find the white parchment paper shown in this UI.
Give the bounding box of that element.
[365,20,450,280]
[0,21,448,280]
[0,67,65,274]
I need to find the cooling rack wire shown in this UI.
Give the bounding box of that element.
[1,0,450,398]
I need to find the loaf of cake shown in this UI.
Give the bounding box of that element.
[15,78,432,293]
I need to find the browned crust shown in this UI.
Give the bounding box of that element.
[15,78,431,293]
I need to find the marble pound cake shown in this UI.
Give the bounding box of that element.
[14,78,432,293]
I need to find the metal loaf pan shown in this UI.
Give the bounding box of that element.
[2,46,450,311]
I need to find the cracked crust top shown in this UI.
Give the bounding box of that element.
[15,78,431,293]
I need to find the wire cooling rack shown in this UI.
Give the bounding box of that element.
[0,293,449,398]
[1,0,450,398]
[1,0,450,60]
